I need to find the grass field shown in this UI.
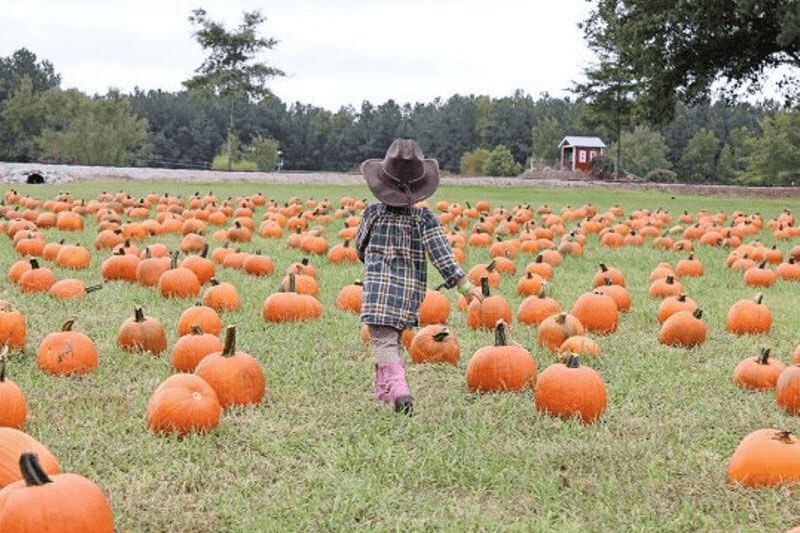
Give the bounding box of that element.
[2,179,800,532]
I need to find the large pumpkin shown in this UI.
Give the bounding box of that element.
[117,307,168,356]
[465,320,537,393]
[658,308,706,348]
[0,348,26,429]
[726,293,772,335]
[570,289,618,334]
[0,453,113,532]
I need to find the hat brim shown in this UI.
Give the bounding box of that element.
[361,159,440,207]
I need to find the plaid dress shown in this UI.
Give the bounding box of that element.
[356,202,465,330]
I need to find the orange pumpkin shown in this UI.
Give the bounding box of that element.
[117,307,168,356]
[776,366,800,414]
[0,348,26,429]
[466,277,512,330]
[171,326,224,372]
[465,320,536,392]
[535,354,608,424]
[537,312,584,352]
[203,277,240,312]
[733,348,786,390]
[0,301,26,353]
[658,308,707,348]
[418,288,450,325]
[409,325,460,365]
[177,303,223,336]
[570,289,618,334]
[0,428,60,488]
[146,373,221,436]
[335,281,363,314]
[37,319,99,376]
[727,429,800,487]
[727,293,772,335]
[195,325,266,407]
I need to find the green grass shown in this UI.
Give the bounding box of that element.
[2,179,800,532]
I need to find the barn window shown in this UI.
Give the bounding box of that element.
[589,150,597,160]
[579,150,587,163]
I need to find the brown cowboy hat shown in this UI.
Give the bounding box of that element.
[361,138,440,207]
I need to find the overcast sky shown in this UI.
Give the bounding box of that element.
[2,0,594,110]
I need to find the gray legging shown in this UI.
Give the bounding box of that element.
[367,325,401,365]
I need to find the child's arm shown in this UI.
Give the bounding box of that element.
[420,209,482,302]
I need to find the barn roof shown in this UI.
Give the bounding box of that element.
[558,136,606,148]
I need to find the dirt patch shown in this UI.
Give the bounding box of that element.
[2,162,798,198]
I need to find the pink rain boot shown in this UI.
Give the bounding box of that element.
[374,362,414,415]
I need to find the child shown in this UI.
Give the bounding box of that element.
[356,138,482,415]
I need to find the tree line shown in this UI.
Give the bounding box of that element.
[0,46,797,184]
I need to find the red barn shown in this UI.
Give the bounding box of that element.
[558,136,606,172]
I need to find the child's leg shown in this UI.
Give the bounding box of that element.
[368,325,413,415]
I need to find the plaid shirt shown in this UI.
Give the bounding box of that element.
[356,202,465,329]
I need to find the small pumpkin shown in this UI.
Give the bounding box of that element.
[516,271,544,297]
[409,325,460,365]
[18,258,57,293]
[648,275,683,299]
[100,248,140,282]
[733,348,786,390]
[146,373,221,436]
[466,277,512,330]
[37,318,99,376]
[158,251,201,298]
[262,274,323,322]
[194,325,266,407]
[0,300,26,353]
[48,279,103,301]
[202,277,240,312]
[171,326,224,372]
[727,429,800,487]
[592,263,626,287]
[534,354,608,424]
[656,293,698,324]
[570,289,618,334]
[117,307,168,356]
[675,253,704,277]
[658,308,707,348]
[177,303,223,336]
[335,280,363,314]
[726,293,772,335]
[537,312,584,352]
[776,365,800,415]
[0,453,113,532]
[559,335,601,357]
[743,261,777,288]
[465,320,537,392]
[418,287,450,325]
[0,347,26,429]
[517,287,561,326]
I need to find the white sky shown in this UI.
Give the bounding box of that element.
[1,0,594,110]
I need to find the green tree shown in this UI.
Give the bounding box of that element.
[746,109,800,185]
[0,77,46,159]
[581,1,800,123]
[607,125,669,178]
[483,145,523,177]
[0,48,60,105]
[248,134,280,170]
[530,115,562,163]
[184,8,284,169]
[35,91,150,165]
[718,127,755,182]
[677,128,720,183]
[459,148,491,176]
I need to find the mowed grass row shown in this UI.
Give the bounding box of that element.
[1,180,800,531]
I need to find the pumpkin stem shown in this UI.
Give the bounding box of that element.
[29,258,40,269]
[134,307,145,323]
[599,263,608,272]
[222,325,236,357]
[603,277,613,286]
[354,279,363,287]
[677,294,687,302]
[432,329,449,342]
[566,354,581,368]
[19,453,53,486]
[692,308,703,319]
[170,251,179,269]
[0,346,7,381]
[688,253,694,260]
[84,284,104,294]
[486,259,496,272]
[494,320,508,346]
[301,257,309,266]
[61,318,77,332]
[209,277,220,286]
[480,276,491,298]
[666,275,675,285]
[757,348,771,364]
[200,244,209,258]
[754,293,764,305]
[191,325,203,335]
[288,273,297,293]
[771,431,794,444]
[343,240,351,248]
[536,254,543,264]
[555,313,567,325]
